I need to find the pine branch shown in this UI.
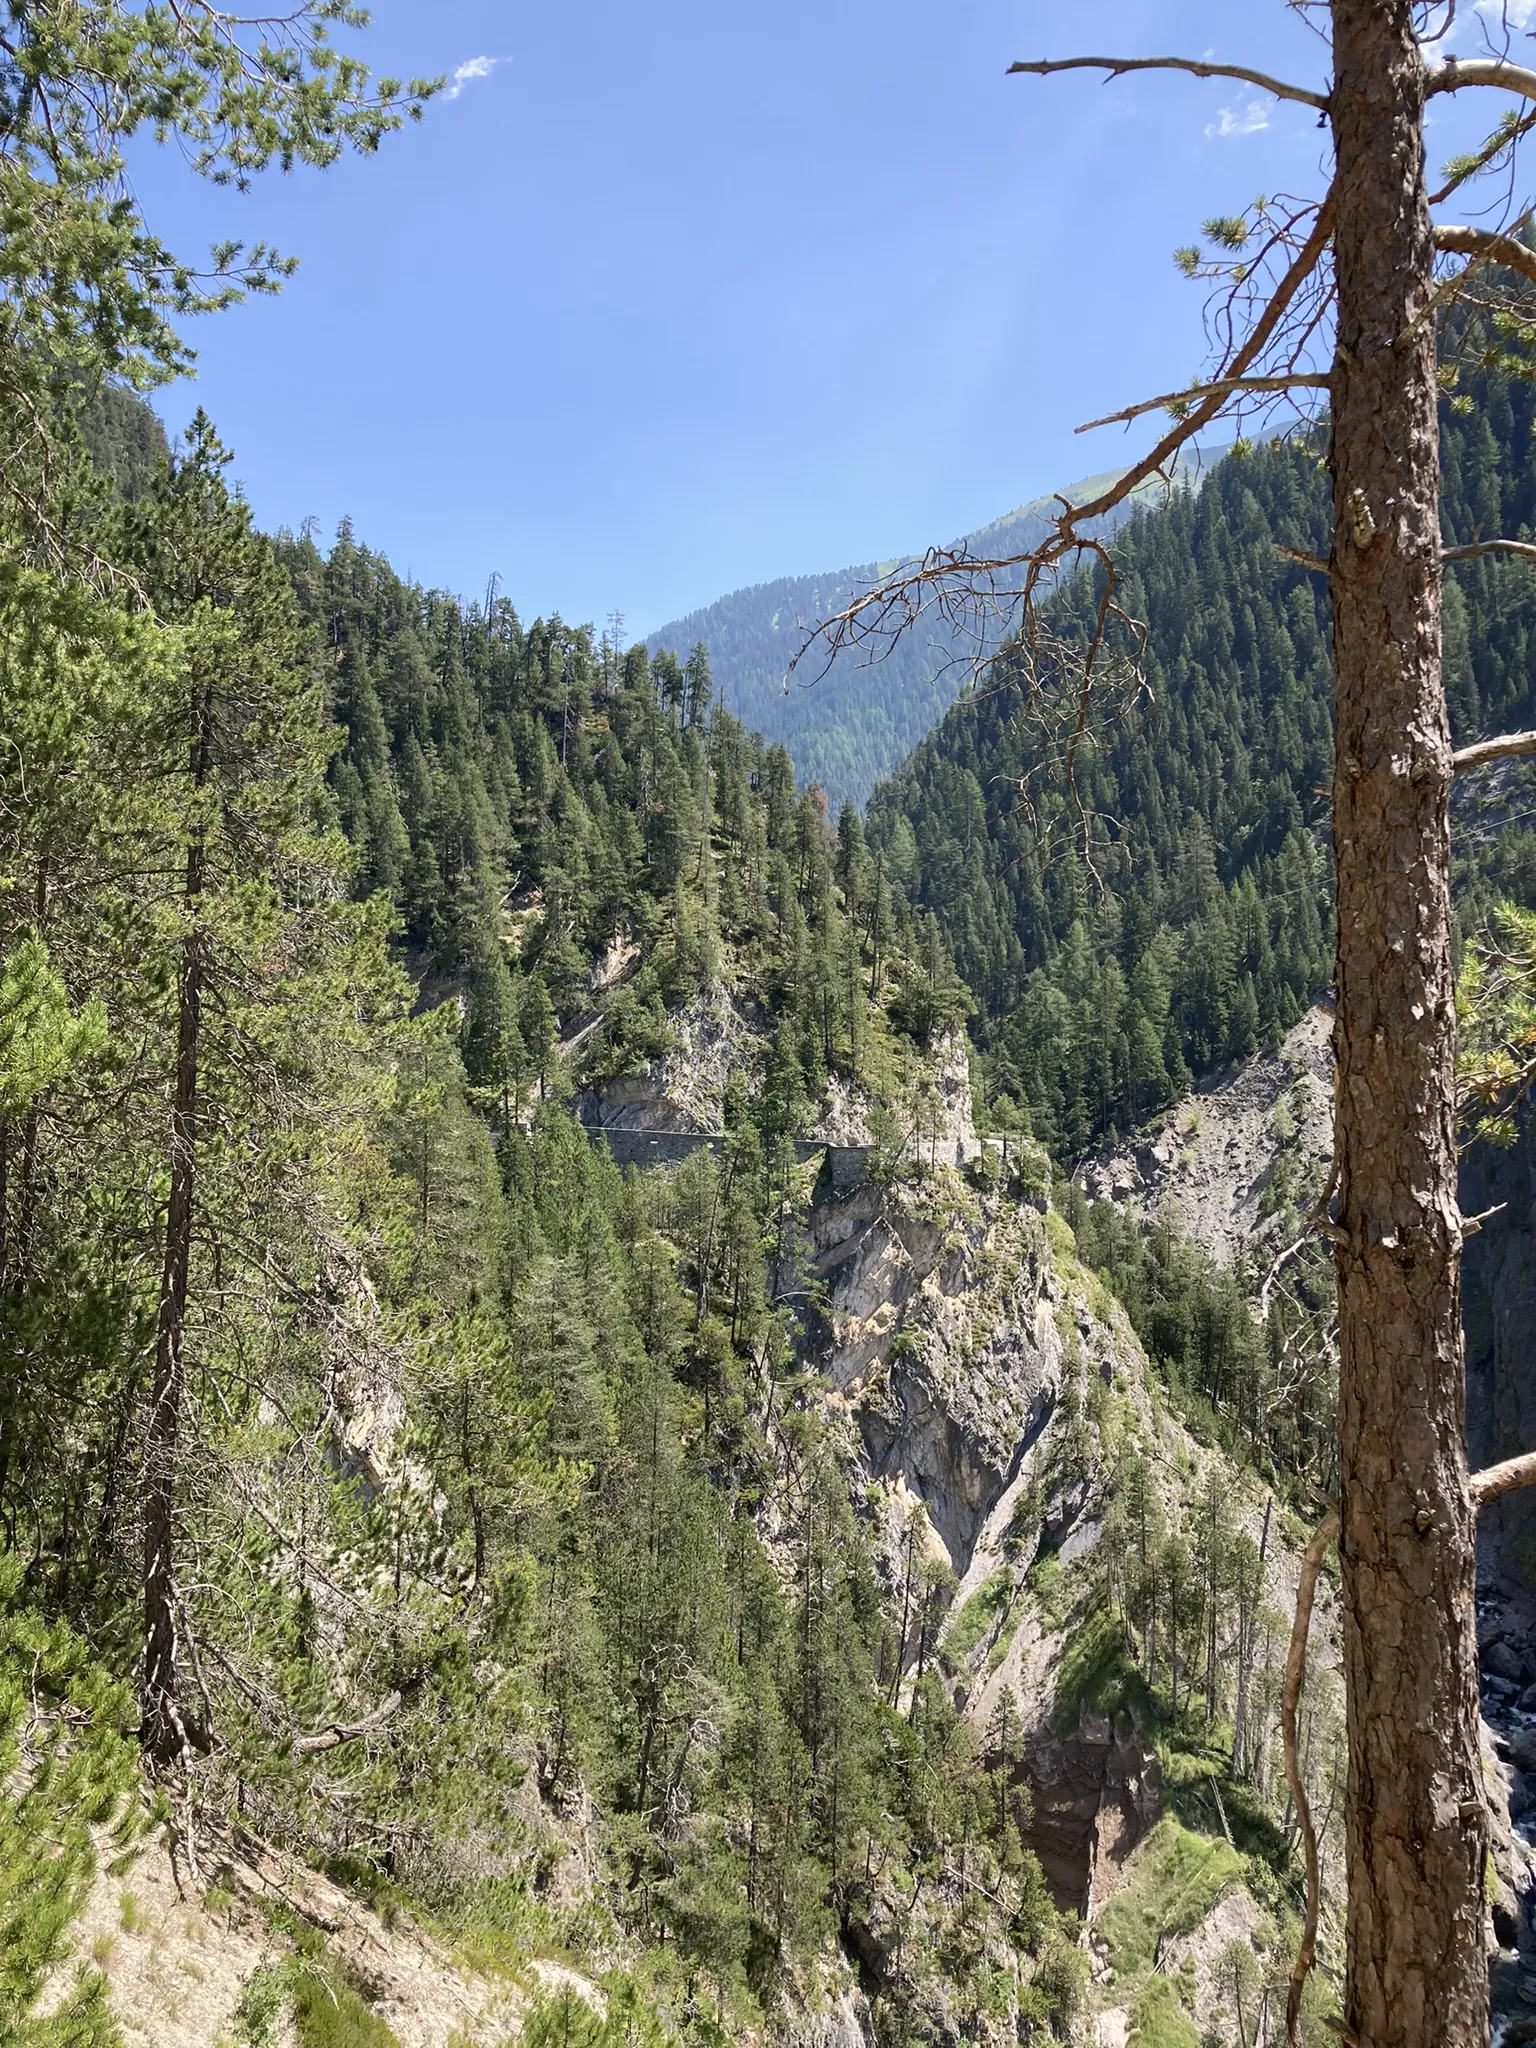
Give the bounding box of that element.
[1470,1451,1536,1507]
[789,197,1338,689]
[1434,224,1536,290]
[1427,57,1536,105]
[1049,203,1338,539]
[1452,730,1536,772]
[1443,537,1536,566]
[1286,537,1536,585]
[1276,545,1330,574]
[1006,55,1328,113]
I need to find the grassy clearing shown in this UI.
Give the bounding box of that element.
[1098,1817,1243,1982]
[1129,1974,1200,2048]
[1052,1598,1146,1733]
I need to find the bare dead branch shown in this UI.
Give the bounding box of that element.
[1435,223,1536,289]
[1078,372,1332,434]
[1461,1200,1507,1238]
[1427,56,1536,103]
[1277,545,1330,574]
[292,1689,405,1755]
[1260,1233,1314,1316]
[789,198,1335,686]
[1470,1450,1536,1507]
[1021,198,1338,536]
[1006,55,1328,112]
[1444,538,1536,566]
[1284,1506,1339,2048]
[1452,730,1536,772]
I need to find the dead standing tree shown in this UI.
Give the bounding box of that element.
[791,7,1536,2046]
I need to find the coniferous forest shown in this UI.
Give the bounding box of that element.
[15,10,1536,2048]
[869,359,1536,1157]
[6,394,1086,2042]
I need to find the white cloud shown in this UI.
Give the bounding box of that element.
[1205,99,1272,140]
[447,55,500,100]
[1445,0,1536,45]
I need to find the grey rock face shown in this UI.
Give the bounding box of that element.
[810,1178,1062,1579]
[777,1992,876,2048]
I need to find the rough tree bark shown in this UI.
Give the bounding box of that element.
[1328,6,1485,2041]
[141,672,212,1769]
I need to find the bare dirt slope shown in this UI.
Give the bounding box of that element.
[66,1826,596,2048]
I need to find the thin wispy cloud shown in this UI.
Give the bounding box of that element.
[1206,99,1271,140]
[447,55,500,101]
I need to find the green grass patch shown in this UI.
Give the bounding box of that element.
[236,1911,403,2048]
[1051,1598,1144,1733]
[1157,1740,1290,1873]
[291,1964,402,2048]
[944,1567,1015,1669]
[1029,1550,1078,1633]
[234,1963,292,2048]
[1098,1817,1244,1982]
[985,1596,1029,1675]
[1129,1975,1199,2048]
[1084,1269,1118,1328]
[1044,1209,1077,1263]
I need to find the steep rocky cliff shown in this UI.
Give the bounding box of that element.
[1083,1006,1536,2033]
[798,1130,1339,2046]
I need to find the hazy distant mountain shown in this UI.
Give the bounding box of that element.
[648,455,1215,812]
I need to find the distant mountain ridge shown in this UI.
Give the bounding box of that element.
[647,452,1218,811]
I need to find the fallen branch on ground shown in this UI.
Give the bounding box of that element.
[293,1689,405,1755]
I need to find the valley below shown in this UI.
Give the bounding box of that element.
[17,288,1536,2048]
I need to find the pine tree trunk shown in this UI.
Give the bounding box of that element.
[142,682,212,1768]
[142,915,203,1765]
[1328,7,1485,2040]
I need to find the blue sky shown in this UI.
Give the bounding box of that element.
[137,0,1517,633]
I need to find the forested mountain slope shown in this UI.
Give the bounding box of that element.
[3,388,1374,2048]
[868,360,1536,1155]
[22,338,1536,2048]
[4,416,1111,2046]
[5,7,1469,2040]
[645,456,1214,813]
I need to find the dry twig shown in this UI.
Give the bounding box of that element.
[293,1689,407,1755]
